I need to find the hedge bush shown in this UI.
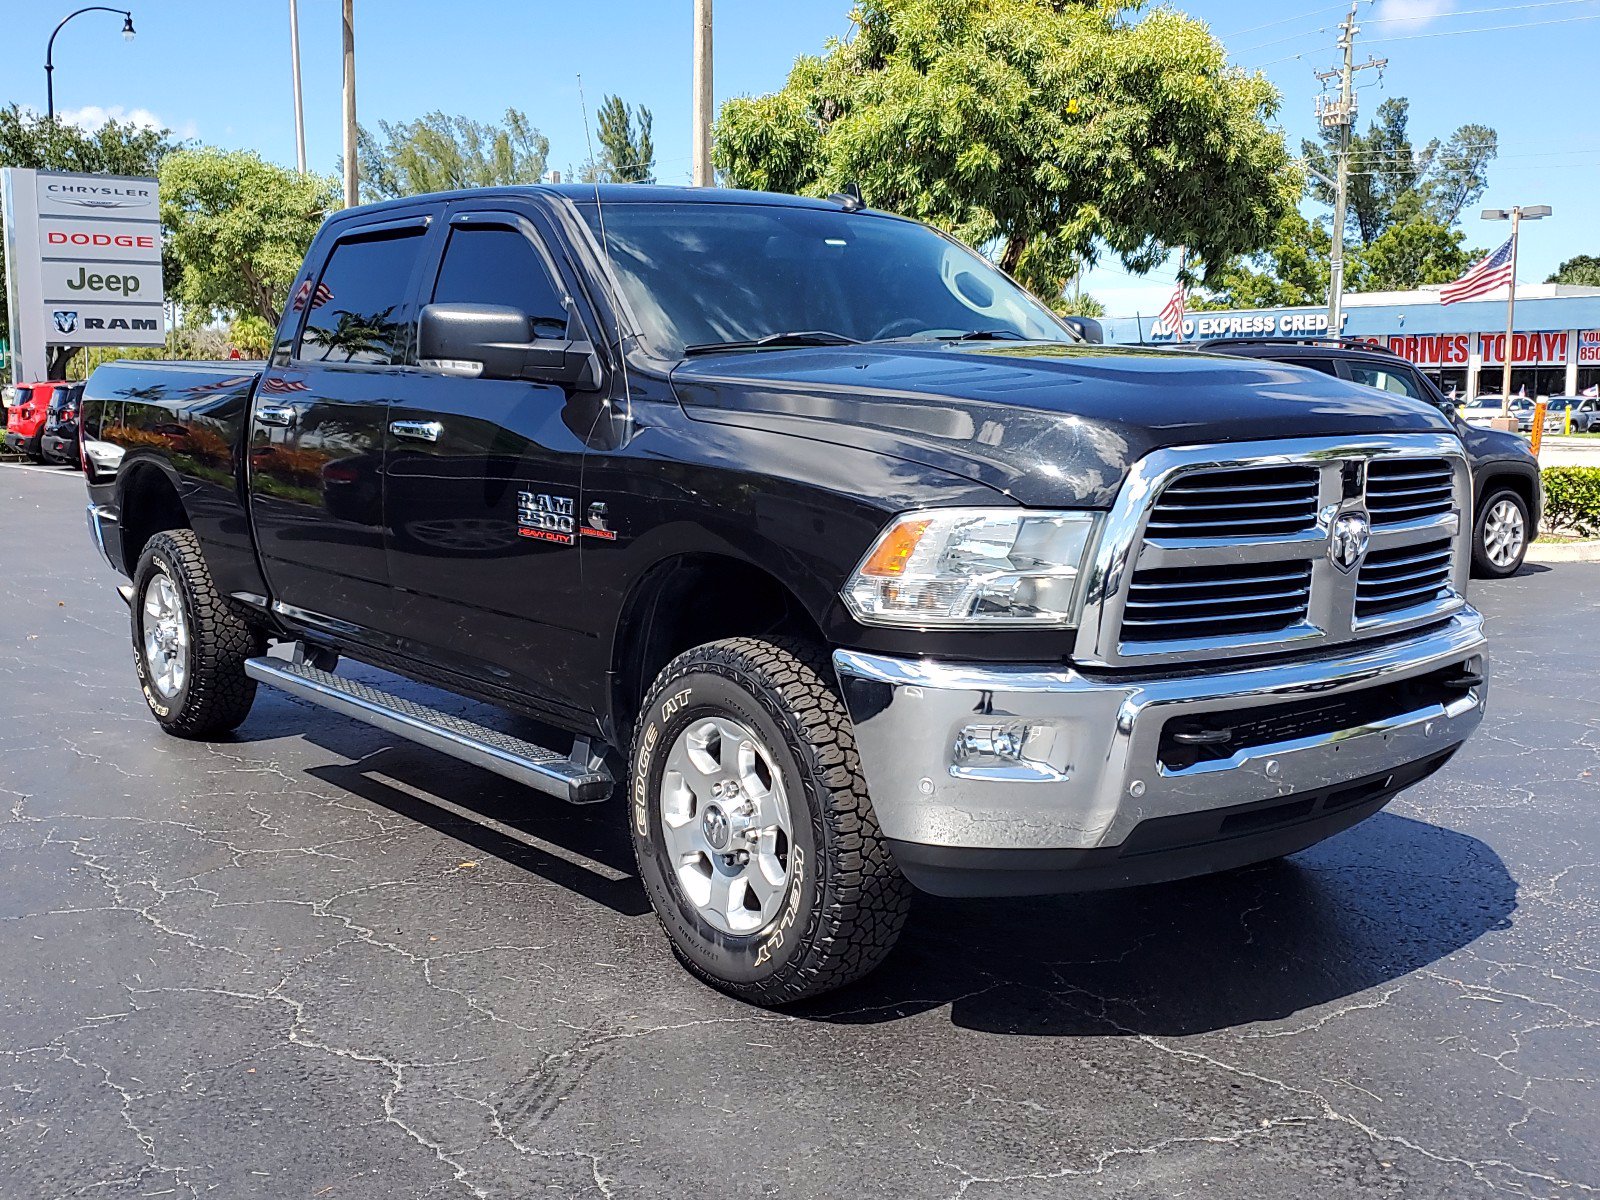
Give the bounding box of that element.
[1541,466,1600,537]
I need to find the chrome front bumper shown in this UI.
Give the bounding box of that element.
[834,610,1486,866]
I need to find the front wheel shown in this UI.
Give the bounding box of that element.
[131,529,264,737]
[629,637,911,1005]
[1471,489,1530,578]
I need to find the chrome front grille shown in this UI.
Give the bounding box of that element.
[1145,465,1320,540]
[1075,434,1472,667]
[1365,458,1455,525]
[1356,538,1454,618]
[1123,562,1312,642]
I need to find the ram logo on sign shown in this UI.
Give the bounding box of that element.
[2,168,165,382]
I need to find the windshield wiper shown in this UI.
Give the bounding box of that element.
[941,329,1028,343]
[682,330,861,355]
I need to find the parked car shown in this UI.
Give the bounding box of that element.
[1461,395,1535,432]
[80,185,1488,1003]
[40,383,86,467]
[3,381,60,461]
[1541,395,1597,434]
[1192,338,1543,578]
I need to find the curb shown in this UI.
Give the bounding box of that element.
[1527,539,1600,563]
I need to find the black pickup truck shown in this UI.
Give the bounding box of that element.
[80,185,1488,1003]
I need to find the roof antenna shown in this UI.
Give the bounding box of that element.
[828,182,864,211]
[578,73,634,427]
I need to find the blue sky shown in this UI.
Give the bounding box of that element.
[4,0,1595,317]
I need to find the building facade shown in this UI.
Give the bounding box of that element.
[1101,284,1600,400]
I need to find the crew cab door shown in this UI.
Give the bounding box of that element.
[248,209,441,641]
[380,205,599,722]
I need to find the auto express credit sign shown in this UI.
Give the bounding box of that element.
[2,169,164,382]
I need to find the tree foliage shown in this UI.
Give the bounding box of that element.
[1547,255,1600,287]
[0,105,182,375]
[1301,98,1496,244]
[591,95,654,183]
[1359,202,1475,291]
[713,0,1297,302]
[1191,212,1333,311]
[354,109,549,201]
[159,148,339,324]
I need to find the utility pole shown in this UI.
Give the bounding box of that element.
[289,0,306,174]
[692,0,713,187]
[1315,0,1385,339]
[341,0,359,208]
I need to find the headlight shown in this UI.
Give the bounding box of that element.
[843,508,1102,628]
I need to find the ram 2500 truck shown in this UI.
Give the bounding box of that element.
[80,185,1487,1003]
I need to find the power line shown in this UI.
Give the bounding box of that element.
[1366,0,1598,24]
[1219,1,1358,41]
[1366,10,1600,42]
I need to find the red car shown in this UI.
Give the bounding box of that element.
[4,381,63,461]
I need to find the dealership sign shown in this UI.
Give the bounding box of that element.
[1151,311,1348,340]
[1579,329,1600,364]
[2,168,165,382]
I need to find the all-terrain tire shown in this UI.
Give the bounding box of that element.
[629,637,911,1005]
[1470,487,1530,579]
[131,529,264,738]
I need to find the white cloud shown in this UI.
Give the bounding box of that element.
[56,105,198,140]
[1371,0,1457,30]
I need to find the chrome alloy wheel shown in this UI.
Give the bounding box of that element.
[659,715,795,936]
[1484,498,1526,568]
[141,571,189,699]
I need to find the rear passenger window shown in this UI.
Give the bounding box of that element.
[296,229,425,365]
[431,224,569,341]
[1295,358,1340,377]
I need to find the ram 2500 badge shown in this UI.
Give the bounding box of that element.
[79,185,1487,1003]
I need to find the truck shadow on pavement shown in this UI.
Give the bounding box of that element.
[800,811,1518,1037]
[261,691,1517,1038]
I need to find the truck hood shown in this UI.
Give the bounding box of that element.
[671,342,1458,507]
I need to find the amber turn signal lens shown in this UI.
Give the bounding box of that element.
[860,518,931,576]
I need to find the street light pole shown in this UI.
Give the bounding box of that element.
[289,0,307,174]
[1481,203,1552,429]
[341,0,358,207]
[45,7,136,124]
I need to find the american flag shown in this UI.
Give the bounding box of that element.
[1158,278,1187,341]
[1440,236,1515,305]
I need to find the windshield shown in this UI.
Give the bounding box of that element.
[579,201,1073,357]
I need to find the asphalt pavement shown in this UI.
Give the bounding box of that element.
[1,461,1595,1199]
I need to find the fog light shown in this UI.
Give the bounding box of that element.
[951,721,1068,781]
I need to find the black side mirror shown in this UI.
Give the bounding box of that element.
[1063,316,1104,344]
[418,302,599,388]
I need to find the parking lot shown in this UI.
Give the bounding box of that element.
[1,459,1595,1199]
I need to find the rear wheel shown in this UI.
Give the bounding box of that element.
[1471,488,1529,578]
[131,530,264,737]
[629,637,910,1005]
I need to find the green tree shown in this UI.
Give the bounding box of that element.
[1547,255,1600,287]
[713,0,1297,303]
[354,109,549,201]
[159,148,339,324]
[1192,211,1339,310]
[227,313,275,357]
[1302,98,1496,244]
[1359,203,1477,291]
[594,95,654,183]
[0,105,181,377]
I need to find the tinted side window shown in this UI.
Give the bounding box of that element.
[297,229,425,365]
[1345,363,1422,399]
[432,225,568,340]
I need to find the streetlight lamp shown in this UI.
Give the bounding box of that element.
[1482,203,1551,430]
[45,7,136,124]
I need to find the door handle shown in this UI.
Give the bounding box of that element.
[390,419,444,443]
[256,404,298,428]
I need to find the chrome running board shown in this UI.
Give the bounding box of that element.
[244,656,613,804]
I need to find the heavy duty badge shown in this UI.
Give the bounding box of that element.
[516,491,575,544]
